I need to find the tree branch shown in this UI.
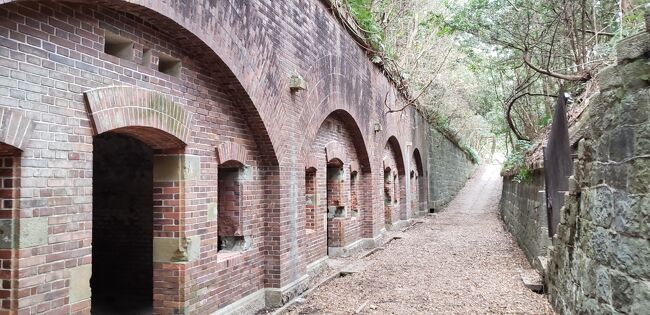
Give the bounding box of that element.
[523,50,591,81]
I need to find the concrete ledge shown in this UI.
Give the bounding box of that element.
[265,274,309,307]
[328,237,375,258]
[306,255,328,274]
[385,219,412,231]
[212,288,266,315]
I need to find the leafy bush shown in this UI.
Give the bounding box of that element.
[502,140,533,182]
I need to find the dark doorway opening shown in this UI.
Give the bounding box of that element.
[326,159,344,256]
[91,133,153,314]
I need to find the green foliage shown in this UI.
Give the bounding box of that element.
[538,112,552,128]
[344,0,384,51]
[461,144,481,164]
[502,140,533,181]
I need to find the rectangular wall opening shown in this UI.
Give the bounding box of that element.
[217,165,245,252]
[141,48,151,66]
[350,171,359,217]
[104,31,134,61]
[326,163,345,218]
[158,53,182,77]
[92,133,153,313]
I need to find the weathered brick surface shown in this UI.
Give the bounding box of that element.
[0,0,474,313]
[428,127,476,210]
[383,137,405,225]
[0,152,18,313]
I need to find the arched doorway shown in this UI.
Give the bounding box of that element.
[383,136,406,226]
[304,110,372,259]
[91,132,155,313]
[91,126,187,313]
[412,149,426,215]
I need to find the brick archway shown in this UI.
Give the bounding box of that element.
[411,148,426,215]
[84,86,191,149]
[386,136,405,175]
[384,136,407,222]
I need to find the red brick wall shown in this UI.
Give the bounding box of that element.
[0,0,454,313]
[305,169,317,231]
[305,113,370,260]
[0,152,18,313]
[383,140,405,225]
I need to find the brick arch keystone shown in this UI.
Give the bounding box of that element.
[349,161,360,174]
[0,108,35,151]
[216,142,249,165]
[305,153,319,171]
[84,86,192,149]
[325,141,347,164]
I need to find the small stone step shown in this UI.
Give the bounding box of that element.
[340,261,371,276]
[520,269,544,293]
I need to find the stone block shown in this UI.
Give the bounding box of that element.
[183,155,201,180]
[153,235,200,263]
[619,58,650,91]
[153,154,201,181]
[0,219,13,249]
[18,217,48,248]
[613,236,650,279]
[595,65,621,91]
[153,155,182,181]
[631,280,650,315]
[616,33,650,62]
[207,202,218,221]
[611,271,634,313]
[69,264,92,303]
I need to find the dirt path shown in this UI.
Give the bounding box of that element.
[286,165,554,314]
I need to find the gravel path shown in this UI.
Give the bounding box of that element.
[286,165,555,314]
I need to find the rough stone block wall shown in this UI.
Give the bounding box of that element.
[0,0,474,313]
[500,171,550,267]
[428,127,476,210]
[547,10,650,314]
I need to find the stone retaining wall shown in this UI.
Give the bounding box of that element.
[500,171,550,269]
[428,127,476,210]
[546,7,650,314]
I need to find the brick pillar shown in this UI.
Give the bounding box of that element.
[410,171,418,217]
[152,154,195,314]
[305,169,317,230]
[0,155,18,313]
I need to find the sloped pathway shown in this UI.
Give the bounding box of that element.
[286,165,554,314]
